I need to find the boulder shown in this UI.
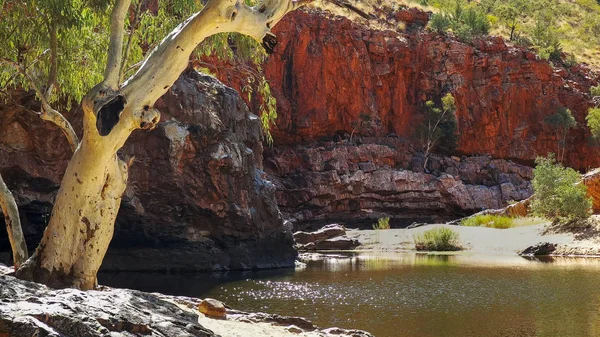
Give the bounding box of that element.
[294,225,360,251]
[520,242,557,256]
[293,224,347,244]
[583,169,600,213]
[0,275,215,337]
[198,298,226,318]
[0,70,297,272]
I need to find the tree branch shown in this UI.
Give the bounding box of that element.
[0,173,28,270]
[1,57,79,152]
[105,0,132,89]
[45,21,58,100]
[119,0,143,84]
[121,0,312,111]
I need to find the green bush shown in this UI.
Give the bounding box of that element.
[372,217,391,230]
[531,13,563,62]
[429,13,451,33]
[531,155,592,221]
[414,227,461,251]
[460,214,514,229]
[426,1,490,43]
[586,107,600,139]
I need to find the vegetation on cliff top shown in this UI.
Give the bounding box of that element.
[408,0,600,67]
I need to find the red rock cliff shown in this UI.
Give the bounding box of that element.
[212,8,600,170]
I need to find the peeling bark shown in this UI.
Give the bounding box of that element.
[16,0,312,289]
[0,173,28,270]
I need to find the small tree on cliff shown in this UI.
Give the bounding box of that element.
[415,93,458,171]
[0,0,311,290]
[495,0,530,41]
[544,107,576,164]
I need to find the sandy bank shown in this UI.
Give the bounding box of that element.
[346,221,600,256]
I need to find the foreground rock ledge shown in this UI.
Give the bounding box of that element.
[0,275,373,337]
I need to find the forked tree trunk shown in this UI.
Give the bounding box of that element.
[14,0,311,290]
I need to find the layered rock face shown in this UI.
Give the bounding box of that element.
[205,6,600,228]
[0,70,296,271]
[214,8,600,170]
[265,138,533,229]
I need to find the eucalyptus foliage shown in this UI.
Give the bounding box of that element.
[1,0,278,140]
[544,107,576,163]
[0,0,109,105]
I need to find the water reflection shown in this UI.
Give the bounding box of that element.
[100,253,600,337]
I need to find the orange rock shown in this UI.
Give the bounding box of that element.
[198,298,226,318]
[205,8,600,170]
[583,169,600,213]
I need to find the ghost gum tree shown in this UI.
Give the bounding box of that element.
[0,0,312,290]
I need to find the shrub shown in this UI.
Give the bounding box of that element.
[461,214,514,229]
[414,227,461,251]
[531,155,592,221]
[372,217,391,230]
[531,13,563,61]
[591,85,600,97]
[586,107,600,139]
[426,1,490,43]
[414,93,457,170]
[429,13,451,33]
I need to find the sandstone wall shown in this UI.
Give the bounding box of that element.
[213,8,600,170]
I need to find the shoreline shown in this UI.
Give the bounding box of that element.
[343,220,600,257]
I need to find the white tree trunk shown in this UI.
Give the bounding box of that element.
[16,0,311,289]
[0,174,28,270]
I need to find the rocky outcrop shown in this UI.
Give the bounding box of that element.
[519,242,557,256]
[0,275,373,337]
[583,169,600,213]
[212,8,600,170]
[0,275,215,337]
[293,224,360,250]
[266,139,533,229]
[0,70,296,271]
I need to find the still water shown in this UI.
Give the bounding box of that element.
[99,253,600,337]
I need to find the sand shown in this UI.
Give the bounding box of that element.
[346,220,600,256]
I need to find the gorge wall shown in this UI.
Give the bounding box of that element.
[213,7,600,170]
[0,71,296,271]
[206,6,599,228]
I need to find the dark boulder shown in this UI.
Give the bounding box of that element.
[0,70,297,272]
[519,242,557,256]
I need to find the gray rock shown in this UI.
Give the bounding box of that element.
[0,275,215,337]
[520,242,557,256]
[293,224,346,244]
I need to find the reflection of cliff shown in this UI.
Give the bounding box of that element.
[213,8,600,170]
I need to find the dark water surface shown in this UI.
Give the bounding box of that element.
[99,253,600,337]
